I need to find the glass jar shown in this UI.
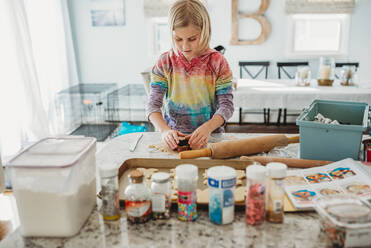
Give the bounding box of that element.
[313,195,371,248]
[151,172,171,219]
[295,66,311,86]
[318,57,335,86]
[340,65,357,86]
[99,166,121,221]
[175,164,198,222]
[266,162,287,223]
[124,170,152,223]
[207,166,236,225]
[245,164,267,225]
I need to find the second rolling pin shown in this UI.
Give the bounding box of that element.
[240,156,333,168]
[179,134,299,159]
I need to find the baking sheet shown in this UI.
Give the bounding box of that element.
[116,158,296,212]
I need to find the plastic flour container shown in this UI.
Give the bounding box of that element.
[207,166,236,224]
[7,137,97,237]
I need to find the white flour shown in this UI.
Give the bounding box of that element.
[14,179,96,237]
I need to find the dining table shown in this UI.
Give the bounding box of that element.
[234,78,371,110]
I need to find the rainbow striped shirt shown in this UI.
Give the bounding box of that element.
[146,48,234,134]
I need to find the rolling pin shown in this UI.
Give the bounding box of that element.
[179,134,299,159]
[241,156,332,168]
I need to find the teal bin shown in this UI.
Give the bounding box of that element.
[296,100,369,161]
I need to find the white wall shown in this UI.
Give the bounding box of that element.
[68,0,371,86]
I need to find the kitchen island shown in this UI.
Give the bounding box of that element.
[0,132,330,248]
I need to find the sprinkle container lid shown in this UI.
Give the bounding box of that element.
[151,172,170,183]
[246,164,267,180]
[266,162,287,178]
[175,164,198,180]
[207,166,236,189]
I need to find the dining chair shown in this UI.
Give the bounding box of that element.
[214,45,226,55]
[277,61,309,125]
[239,61,270,79]
[277,62,309,79]
[335,62,359,79]
[238,61,271,125]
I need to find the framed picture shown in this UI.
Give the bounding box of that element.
[90,0,125,27]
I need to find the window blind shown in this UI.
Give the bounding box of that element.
[286,0,355,14]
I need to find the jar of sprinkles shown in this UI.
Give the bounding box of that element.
[207,166,237,224]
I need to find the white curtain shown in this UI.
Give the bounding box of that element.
[286,0,355,14]
[0,0,79,157]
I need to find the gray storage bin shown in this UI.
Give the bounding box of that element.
[296,100,369,161]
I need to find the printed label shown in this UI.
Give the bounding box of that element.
[125,200,151,217]
[177,191,197,221]
[208,178,219,188]
[223,189,234,208]
[178,191,195,204]
[273,200,282,213]
[209,192,222,224]
[345,227,371,247]
[151,194,165,212]
[222,178,236,189]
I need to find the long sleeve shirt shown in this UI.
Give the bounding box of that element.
[146,48,234,134]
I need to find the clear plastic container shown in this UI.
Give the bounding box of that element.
[175,164,198,222]
[100,166,120,221]
[6,137,97,237]
[207,166,236,225]
[151,172,171,219]
[313,195,371,248]
[266,162,287,223]
[245,164,267,225]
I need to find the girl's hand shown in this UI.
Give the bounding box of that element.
[161,130,186,150]
[187,125,212,150]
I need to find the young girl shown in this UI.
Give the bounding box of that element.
[146,0,234,150]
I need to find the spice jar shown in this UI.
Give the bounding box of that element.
[313,195,371,248]
[175,164,198,222]
[100,166,121,221]
[207,166,236,225]
[124,170,152,223]
[151,172,171,219]
[245,164,267,225]
[266,162,287,223]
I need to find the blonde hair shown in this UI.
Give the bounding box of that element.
[168,0,211,54]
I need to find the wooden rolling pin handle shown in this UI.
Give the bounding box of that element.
[179,148,212,159]
[287,135,300,144]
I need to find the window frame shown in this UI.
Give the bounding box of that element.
[149,17,171,57]
[286,14,351,58]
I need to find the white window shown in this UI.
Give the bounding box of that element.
[150,17,171,57]
[286,14,350,57]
